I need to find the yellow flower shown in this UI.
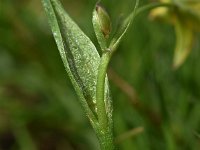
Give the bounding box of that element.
[150,0,200,69]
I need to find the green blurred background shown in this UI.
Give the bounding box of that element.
[0,0,200,149]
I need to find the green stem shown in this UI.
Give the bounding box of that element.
[96,52,111,130]
[96,51,114,149]
[135,2,173,17]
[98,130,114,150]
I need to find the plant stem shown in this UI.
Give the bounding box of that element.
[135,2,173,17]
[96,51,111,130]
[98,130,114,150]
[96,51,114,149]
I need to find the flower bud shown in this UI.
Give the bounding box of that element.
[95,4,111,38]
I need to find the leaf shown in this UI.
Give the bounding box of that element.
[42,0,113,127]
[109,0,140,52]
[42,0,113,133]
[173,18,194,69]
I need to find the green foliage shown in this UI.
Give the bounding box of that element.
[0,0,200,150]
[42,0,101,124]
[42,0,114,149]
[42,0,140,149]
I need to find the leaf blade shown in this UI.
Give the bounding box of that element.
[42,0,100,122]
[42,0,113,137]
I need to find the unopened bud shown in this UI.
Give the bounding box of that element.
[95,4,111,38]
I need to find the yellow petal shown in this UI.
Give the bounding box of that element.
[149,7,169,20]
[173,19,194,69]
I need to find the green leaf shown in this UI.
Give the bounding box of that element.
[109,0,140,52]
[42,0,113,135]
[173,18,194,69]
[42,0,103,125]
[92,3,111,51]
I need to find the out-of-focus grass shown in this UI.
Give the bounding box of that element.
[0,0,200,150]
